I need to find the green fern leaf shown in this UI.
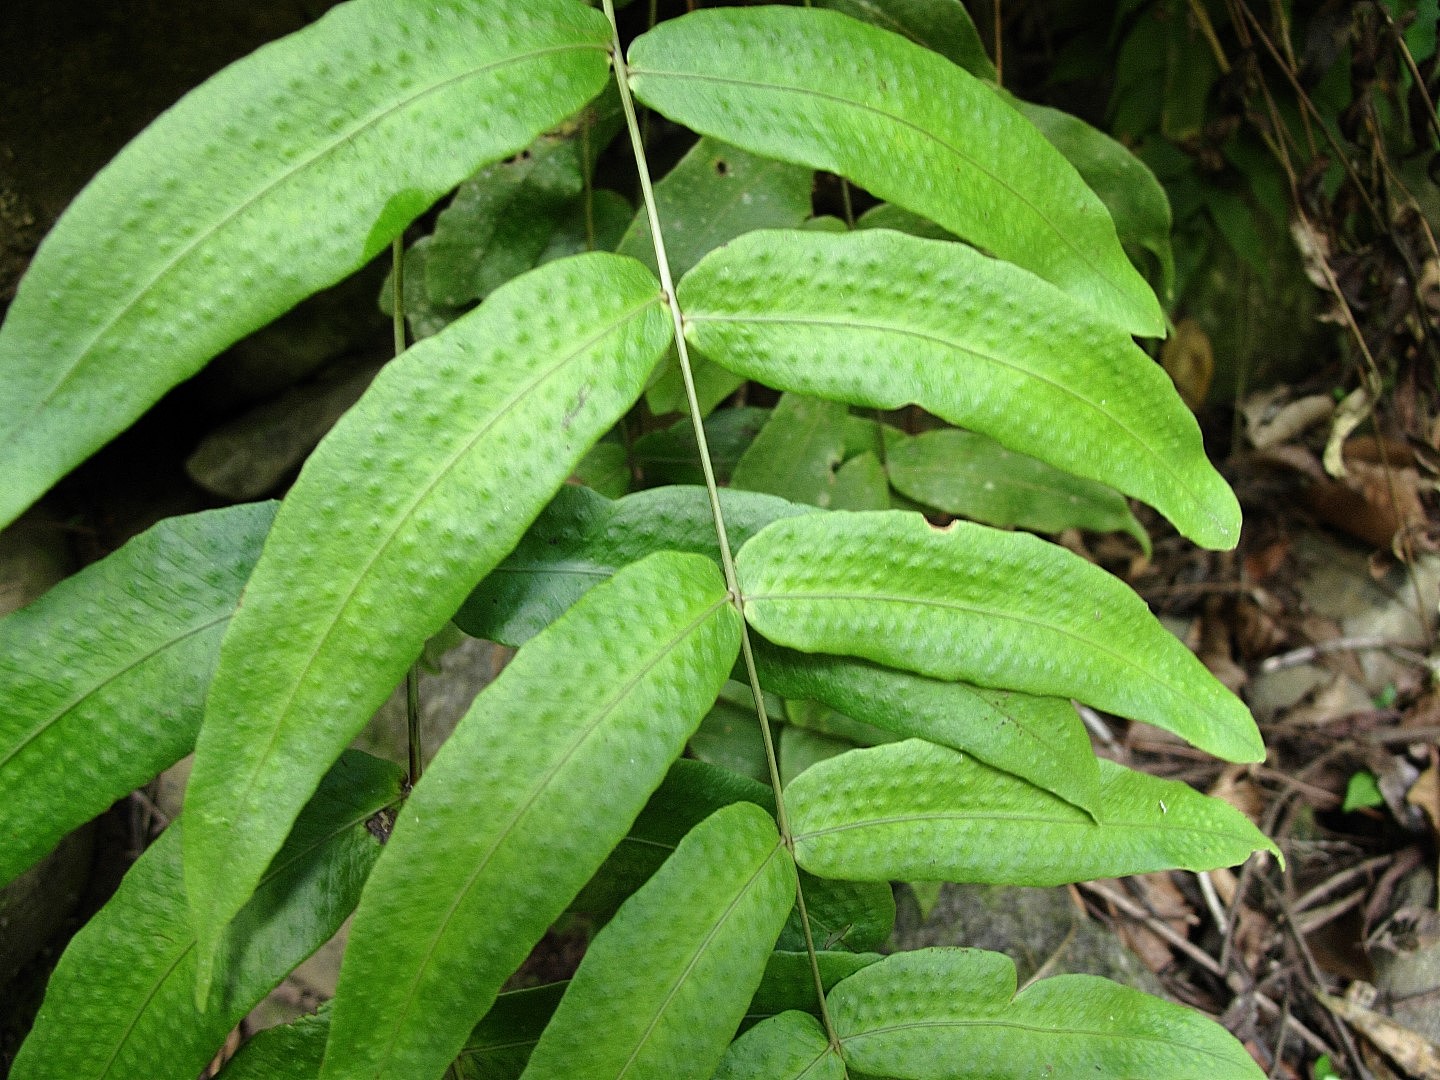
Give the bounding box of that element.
[828,948,1266,1079]
[318,552,741,1080]
[629,6,1161,334]
[185,254,672,994]
[680,229,1238,548]
[787,740,1279,884]
[520,803,795,1080]
[0,0,612,530]
[738,510,1262,761]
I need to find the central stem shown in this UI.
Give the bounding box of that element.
[602,1,840,1048]
[393,235,424,787]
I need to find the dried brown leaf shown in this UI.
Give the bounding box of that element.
[1209,766,1267,825]
[1161,318,1214,411]
[1316,983,1440,1080]
[1098,874,1195,974]
[1405,759,1440,837]
[1324,386,1379,478]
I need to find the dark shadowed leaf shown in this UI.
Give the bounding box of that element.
[754,640,1100,814]
[12,752,401,1080]
[887,427,1150,551]
[456,484,813,645]
[0,502,274,888]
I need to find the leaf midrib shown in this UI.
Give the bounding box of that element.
[793,808,1255,847]
[892,459,1122,505]
[490,559,616,579]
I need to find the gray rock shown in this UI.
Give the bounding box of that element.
[889,882,1165,996]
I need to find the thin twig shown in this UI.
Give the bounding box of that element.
[393,234,424,786]
[1259,874,1376,1080]
[1292,888,1366,937]
[1198,870,1231,936]
[1186,0,1232,75]
[1020,916,1079,991]
[1268,995,1292,1080]
[1367,725,1440,746]
[1081,880,1223,974]
[1076,702,1123,755]
[1383,7,1440,148]
[1230,0,1381,225]
[1259,634,1431,673]
[992,0,1003,86]
[1291,855,1394,913]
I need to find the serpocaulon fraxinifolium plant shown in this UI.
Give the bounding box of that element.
[0,0,1279,1077]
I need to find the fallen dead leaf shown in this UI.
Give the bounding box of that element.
[1230,900,1274,973]
[1405,758,1440,836]
[1210,767,1267,826]
[1304,458,1428,552]
[1244,539,1292,584]
[1292,214,1334,290]
[1345,434,1421,469]
[1316,982,1440,1080]
[1242,388,1335,451]
[1235,595,1288,660]
[1284,673,1375,728]
[1324,384,1378,479]
[1161,318,1215,410]
[1097,873,1195,974]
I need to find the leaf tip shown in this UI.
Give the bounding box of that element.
[1180,475,1243,552]
[1207,708,1266,766]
